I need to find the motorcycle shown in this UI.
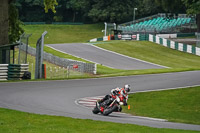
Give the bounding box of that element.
[92,93,128,116]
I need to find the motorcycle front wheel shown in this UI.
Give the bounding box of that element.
[103,105,118,116]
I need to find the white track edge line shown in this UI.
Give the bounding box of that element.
[84,43,169,68]
[131,84,200,94]
[46,45,116,69]
[75,85,200,122]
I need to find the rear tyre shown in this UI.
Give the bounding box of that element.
[92,106,100,114]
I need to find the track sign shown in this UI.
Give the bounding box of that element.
[132,35,137,39]
[122,34,132,40]
[118,34,122,39]
[73,64,78,68]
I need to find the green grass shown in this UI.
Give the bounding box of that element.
[0,108,198,133]
[93,40,200,77]
[123,86,200,125]
[43,40,200,78]
[44,45,91,63]
[23,24,104,47]
[95,40,200,69]
[23,25,200,78]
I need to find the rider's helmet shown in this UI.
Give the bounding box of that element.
[124,84,130,93]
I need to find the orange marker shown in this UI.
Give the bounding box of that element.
[128,105,130,110]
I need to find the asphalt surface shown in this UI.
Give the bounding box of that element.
[0,71,200,131]
[47,43,166,70]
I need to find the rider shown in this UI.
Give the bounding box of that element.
[98,84,131,106]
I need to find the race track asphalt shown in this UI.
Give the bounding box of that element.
[0,71,200,131]
[47,43,167,70]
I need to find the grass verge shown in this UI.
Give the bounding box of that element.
[95,40,200,69]
[0,107,198,133]
[123,86,200,125]
[23,24,104,46]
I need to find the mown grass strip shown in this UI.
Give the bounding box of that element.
[95,40,200,68]
[123,86,200,125]
[0,107,198,133]
[23,24,104,46]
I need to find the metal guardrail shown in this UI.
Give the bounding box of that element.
[19,43,96,75]
[0,64,8,81]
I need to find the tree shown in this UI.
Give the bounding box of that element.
[154,0,200,32]
[44,0,58,13]
[155,0,186,14]
[0,0,58,46]
[87,0,137,22]
[182,0,200,32]
[0,0,10,45]
[9,2,24,43]
[137,0,163,18]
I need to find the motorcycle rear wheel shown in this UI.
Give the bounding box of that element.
[92,106,100,114]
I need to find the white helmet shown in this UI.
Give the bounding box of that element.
[124,84,130,92]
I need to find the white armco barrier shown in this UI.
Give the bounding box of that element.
[0,64,8,81]
[157,34,177,38]
[171,41,175,49]
[137,34,140,41]
[149,34,200,56]
[178,43,183,51]
[156,36,160,44]
[89,38,97,42]
[149,34,153,42]
[163,38,167,47]
[196,47,200,56]
[187,45,192,53]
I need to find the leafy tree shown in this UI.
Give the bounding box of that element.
[155,0,186,14]
[9,2,24,43]
[0,0,10,45]
[137,0,163,18]
[155,0,200,32]
[87,0,137,22]
[182,0,200,32]
[44,0,58,13]
[15,0,45,22]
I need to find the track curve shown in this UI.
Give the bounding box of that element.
[0,71,200,131]
[47,43,166,70]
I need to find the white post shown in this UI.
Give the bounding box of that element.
[93,63,97,75]
[67,66,69,78]
[113,23,116,30]
[104,22,107,36]
[133,8,137,22]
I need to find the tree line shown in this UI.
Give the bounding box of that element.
[15,0,188,23]
[1,0,199,45]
